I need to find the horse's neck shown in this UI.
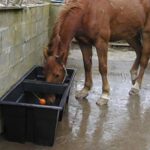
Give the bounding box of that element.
[50,34,71,65]
[51,9,82,65]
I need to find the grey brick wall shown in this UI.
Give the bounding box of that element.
[0,4,51,96]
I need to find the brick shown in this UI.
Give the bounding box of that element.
[0,47,10,74]
[13,24,24,46]
[37,34,44,49]
[41,31,49,45]
[43,4,50,19]
[22,21,39,43]
[36,20,46,35]
[22,8,32,24]
[31,7,37,23]
[0,11,22,28]
[22,41,31,58]
[22,22,31,42]
[1,27,12,50]
[42,19,49,32]
[9,61,25,82]
[23,51,40,69]
[30,37,38,53]
[22,22,33,42]
[1,24,24,50]
[31,22,37,38]
[9,44,23,68]
[36,6,43,21]
[0,12,6,28]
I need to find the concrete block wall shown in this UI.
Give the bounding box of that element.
[0,4,51,97]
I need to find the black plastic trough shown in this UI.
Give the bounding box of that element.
[0,66,76,146]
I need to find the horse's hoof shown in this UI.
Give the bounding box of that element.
[96,98,108,106]
[129,88,139,95]
[129,81,140,95]
[96,94,109,106]
[75,88,89,100]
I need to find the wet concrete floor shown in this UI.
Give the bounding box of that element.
[0,45,150,150]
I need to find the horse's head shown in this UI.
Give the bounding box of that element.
[43,48,67,104]
[44,56,66,83]
[43,48,66,83]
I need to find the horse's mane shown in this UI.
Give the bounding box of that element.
[48,1,83,55]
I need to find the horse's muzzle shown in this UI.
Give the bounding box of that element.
[46,95,56,104]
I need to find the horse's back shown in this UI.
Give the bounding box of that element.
[74,0,148,41]
[109,0,146,40]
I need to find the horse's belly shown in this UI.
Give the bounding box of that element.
[110,16,145,41]
[110,27,141,41]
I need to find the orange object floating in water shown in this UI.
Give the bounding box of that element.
[39,98,46,105]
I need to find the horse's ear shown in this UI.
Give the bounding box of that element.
[43,47,49,59]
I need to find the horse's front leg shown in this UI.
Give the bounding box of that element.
[95,38,110,106]
[75,42,93,100]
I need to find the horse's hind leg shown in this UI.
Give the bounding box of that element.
[75,41,93,100]
[130,19,150,95]
[127,34,142,86]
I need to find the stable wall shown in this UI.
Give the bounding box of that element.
[0,4,50,96]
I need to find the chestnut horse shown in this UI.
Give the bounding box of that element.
[44,0,150,106]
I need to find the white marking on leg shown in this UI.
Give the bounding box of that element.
[131,70,137,81]
[75,88,89,100]
[129,81,140,95]
[96,93,109,106]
